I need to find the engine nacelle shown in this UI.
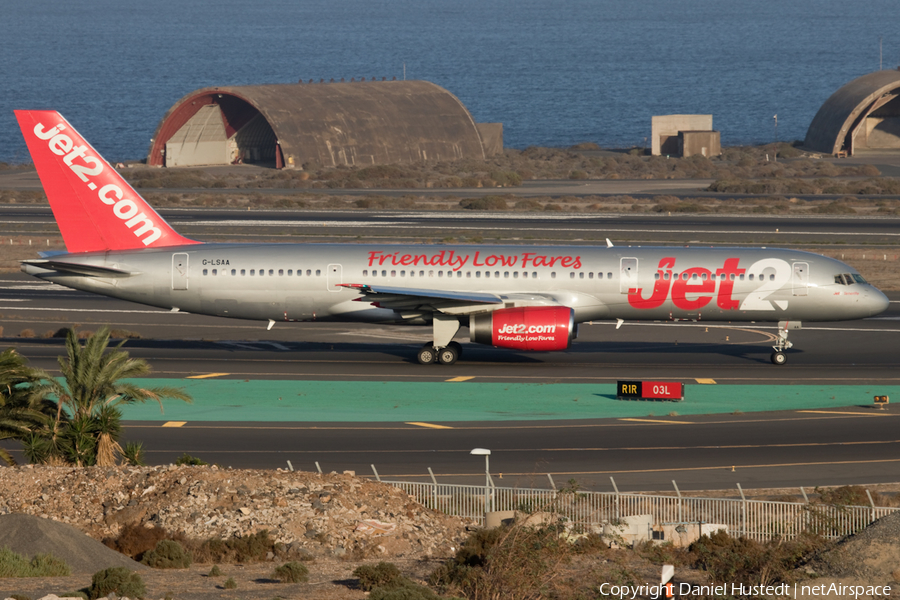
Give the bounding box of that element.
[470,306,575,351]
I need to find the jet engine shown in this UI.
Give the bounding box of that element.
[469,306,575,351]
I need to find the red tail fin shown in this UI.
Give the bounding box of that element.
[15,110,199,253]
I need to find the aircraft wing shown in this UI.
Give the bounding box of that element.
[338,283,503,312]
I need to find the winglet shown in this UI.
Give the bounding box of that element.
[606,238,614,248]
[15,110,199,253]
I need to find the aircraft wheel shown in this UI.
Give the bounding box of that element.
[771,351,787,366]
[448,341,463,359]
[418,345,437,365]
[437,345,459,365]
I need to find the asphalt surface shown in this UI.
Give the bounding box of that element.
[4,205,900,247]
[1,273,899,491]
[2,209,899,491]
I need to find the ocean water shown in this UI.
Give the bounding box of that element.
[2,0,900,163]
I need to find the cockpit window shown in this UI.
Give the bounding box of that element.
[852,273,867,284]
[834,274,847,285]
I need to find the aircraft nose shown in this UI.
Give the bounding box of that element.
[867,286,890,316]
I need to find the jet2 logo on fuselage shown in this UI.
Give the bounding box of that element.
[628,257,791,312]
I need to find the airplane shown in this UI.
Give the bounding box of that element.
[14,110,891,366]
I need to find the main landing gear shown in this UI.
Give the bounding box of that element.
[418,341,463,365]
[770,320,800,365]
[417,314,462,365]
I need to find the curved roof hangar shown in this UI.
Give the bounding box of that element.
[148,80,491,168]
[804,70,900,156]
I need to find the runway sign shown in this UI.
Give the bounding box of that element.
[617,380,684,402]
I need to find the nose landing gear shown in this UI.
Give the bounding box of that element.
[770,320,800,365]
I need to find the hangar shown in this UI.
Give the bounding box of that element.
[804,70,900,156]
[147,80,501,169]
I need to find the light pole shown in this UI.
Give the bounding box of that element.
[470,448,491,514]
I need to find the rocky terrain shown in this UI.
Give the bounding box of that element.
[0,465,469,561]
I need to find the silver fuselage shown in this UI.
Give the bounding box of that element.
[22,243,890,326]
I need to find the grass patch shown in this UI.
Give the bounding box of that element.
[0,548,71,577]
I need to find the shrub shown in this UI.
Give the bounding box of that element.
[459,196,508,210]
[272,561,309,583]
[175,453,208,466]
[122,441,146,466]
[688,530,827,586]
[0,547,71,577]
[17,329,35,338]
[209,564,222,577]
[142,539,192,569]
[223,577,237,589]
[189,530,275,563]
[370,580,445,600]
[87,567,146,600]
[102,523,170,560]
[354,562,404,591]
[430,524,568,599]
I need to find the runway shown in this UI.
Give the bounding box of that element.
[2,207,900,491]
[1,273,899,491]
[4,205,900,247]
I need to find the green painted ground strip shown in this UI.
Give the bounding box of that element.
[118,379,898,422]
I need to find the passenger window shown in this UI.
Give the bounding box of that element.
[494,272,499,278]
[551,272,556,279]
[409,270,414,277]
[692,273,698,280]
[438,271,444,277]
[429,270,434,277]
[241,269,246,276]
[316,269,321,276]
[730,273,735,281]
[212,269,217,276]
[278,269,283,276]
[485,272,491,278]
[579,272,584,279]
[570,272,575,279]
[419,271,425,277]
[306,270,312,276]
[457,271,462,278]
[391,270,396,277]
[769,274,775,281]
[231,269,236,276]
[534,272,539,278]
[287,269,292,275]
[749,274,754,281]
[203,269,208,276]
[504,272,510,278]
[599,272,604,280]
[514,272,519,278]
[607,272,612,279]
[381,270,386,277]
[269,269,274,276]
[250,269,255,276]
[654,273,660,280]
[701,273,707,280]
[467,271,472,278]
[476,271,481,278]
[400,270,406,277]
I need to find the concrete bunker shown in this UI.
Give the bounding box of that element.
[148,80,501,169]
[805,70,900,156]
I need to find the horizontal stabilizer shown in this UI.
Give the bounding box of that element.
[21,259,134,278]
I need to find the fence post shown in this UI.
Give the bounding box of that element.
[610,477,620,521]
[286,460,294,472]
[428,467,438,509]
[547,474,557,491]
[315,461,322,474]
[370,464,380,482]
[737,483,747,537]
[672,480,682,523]
[866,490,876,523]
[801,487,810,530]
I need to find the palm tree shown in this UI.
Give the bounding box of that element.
[0,348,54,465]
[39,327,192,466]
